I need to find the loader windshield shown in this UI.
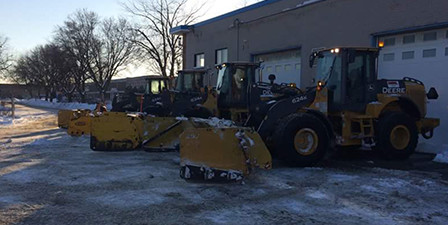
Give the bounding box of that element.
[315,51,339,84]
[216,65,229,94]
[175,72,204,92]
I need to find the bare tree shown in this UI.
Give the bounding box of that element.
[123,0,204,78]
[11,54,37,98]
[56,9,137,101]
[0,35,12,76]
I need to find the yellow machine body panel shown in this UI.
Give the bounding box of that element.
[405,81,427,117]
[179,127,272,180]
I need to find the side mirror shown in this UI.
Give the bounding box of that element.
[427,87,439,100]
[268,74,276,84]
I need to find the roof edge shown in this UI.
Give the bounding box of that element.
[372,21,448,37]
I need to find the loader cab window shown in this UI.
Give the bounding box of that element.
[326,56,342,107]
[177,72,204,92]
[344,51,376,110]
[183,73,194,91]
[315,51,339,84]
[217,64,255,108]
[315,51,343,109]
[149,80,164,94]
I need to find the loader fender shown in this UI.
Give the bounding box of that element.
[257,91,316,139]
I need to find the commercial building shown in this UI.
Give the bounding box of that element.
[172,0,448,148]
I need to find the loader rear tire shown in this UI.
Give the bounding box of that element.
[273,113,330,166]
[374,112,418,160]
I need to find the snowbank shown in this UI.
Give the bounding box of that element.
[18,99,97,110]
[433,146,448,164]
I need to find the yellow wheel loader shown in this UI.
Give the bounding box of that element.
[206,47,439,167]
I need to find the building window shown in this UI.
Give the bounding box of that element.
[445,47,448,56]
[194,53,205,68]
[402,51,414,60]
[215,48,228,65]
[383,53,395,61]
[423,32,437,41]
[384,38,396,46]
[423,49,437,58]
[446,30,448,38]
[275,65,282,72]
[403,35,415,44]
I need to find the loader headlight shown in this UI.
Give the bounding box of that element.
[330,48,340,54]
[317,81,325,91]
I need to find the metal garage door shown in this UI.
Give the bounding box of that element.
[378,28,448,151]
[254,49,301,87]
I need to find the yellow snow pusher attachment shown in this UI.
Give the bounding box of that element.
[180,127,272,181]
[89,113,272,181]
[58,103,107,136]
[67,109,94,136]
[58,110,77,128]
[90,112,184,151]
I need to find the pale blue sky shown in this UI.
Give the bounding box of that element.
[0,0,125,54]
[0,0,258,78]
[0,0,258,54]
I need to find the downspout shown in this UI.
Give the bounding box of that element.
[234,19,241,61]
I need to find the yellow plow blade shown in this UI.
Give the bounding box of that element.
[90,113,184,151]
[58,110,74,128]
[90,112,144,151]
[179,127,272,181]
[66,109,93,136]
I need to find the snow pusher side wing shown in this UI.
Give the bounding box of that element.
[67,109,93,136]
[90,113,186,151]
[179,127,272,181]
[90,112,144,151]
[141,117,186,151]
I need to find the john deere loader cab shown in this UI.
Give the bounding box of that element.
[215,62,304,125]
[309,47,440,159]
[216,63,259,122]
[311,48,378,112]
[170,69,212,118]
[111,76,170,115]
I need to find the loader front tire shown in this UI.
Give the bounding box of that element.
[273,113,330,166]
[374,112,418,160]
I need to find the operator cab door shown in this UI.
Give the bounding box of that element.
[329,50,377,112]
[217,65,255,109]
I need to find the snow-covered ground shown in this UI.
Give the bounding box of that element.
[1,104,448,224]
[0,103,56,127]
[18,98,102,110]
